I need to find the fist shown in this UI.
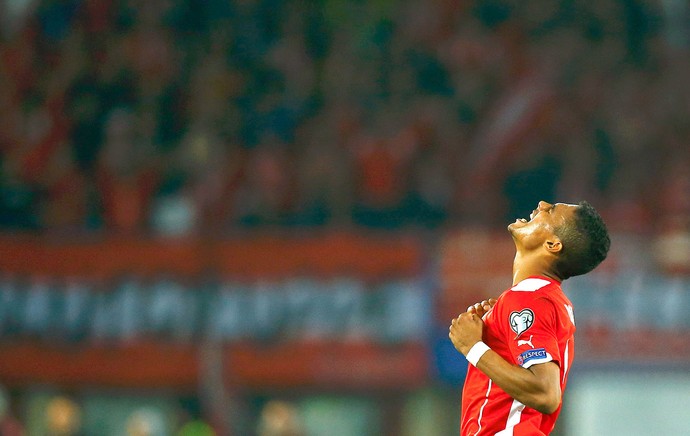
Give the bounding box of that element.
[449,311,485,356]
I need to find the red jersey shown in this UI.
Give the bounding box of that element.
[460,276,576,435]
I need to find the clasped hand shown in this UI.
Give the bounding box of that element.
[448,298,496,356]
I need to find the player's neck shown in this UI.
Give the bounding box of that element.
[512,251,559,285]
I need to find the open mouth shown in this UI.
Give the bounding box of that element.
[514,209,540,225]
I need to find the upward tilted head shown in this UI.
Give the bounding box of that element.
[508,200,610,280]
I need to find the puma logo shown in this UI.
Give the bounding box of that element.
[517,335,534,348]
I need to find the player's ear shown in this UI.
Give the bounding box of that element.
[544,238,562,254]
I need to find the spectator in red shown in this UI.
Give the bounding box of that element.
[95,109,159,234]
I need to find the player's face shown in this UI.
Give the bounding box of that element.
[508,201,579,249]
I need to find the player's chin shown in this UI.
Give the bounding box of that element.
[507,220,521,232]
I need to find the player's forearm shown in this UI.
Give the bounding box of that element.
[474,350,561,414]
[449,311,561,413]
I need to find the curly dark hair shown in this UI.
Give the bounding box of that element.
[552,201,611,280]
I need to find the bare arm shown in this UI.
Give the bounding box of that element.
[473,349,561,413]
[449,312,561,414]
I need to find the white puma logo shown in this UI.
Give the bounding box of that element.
[517,335,534,348]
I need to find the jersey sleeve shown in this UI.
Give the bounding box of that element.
[499,293,560,369]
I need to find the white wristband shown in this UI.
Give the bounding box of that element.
[466,341,491,367]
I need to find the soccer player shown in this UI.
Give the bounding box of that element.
[449,200,610,435]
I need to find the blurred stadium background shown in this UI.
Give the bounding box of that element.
[1,0,690,435]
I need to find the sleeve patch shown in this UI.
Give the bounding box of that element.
[516,348,550,366]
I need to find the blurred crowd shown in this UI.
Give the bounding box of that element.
[1,4,690,434]
[0,385,307,436]
[0,388,219,436]
[0,0,689,236]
